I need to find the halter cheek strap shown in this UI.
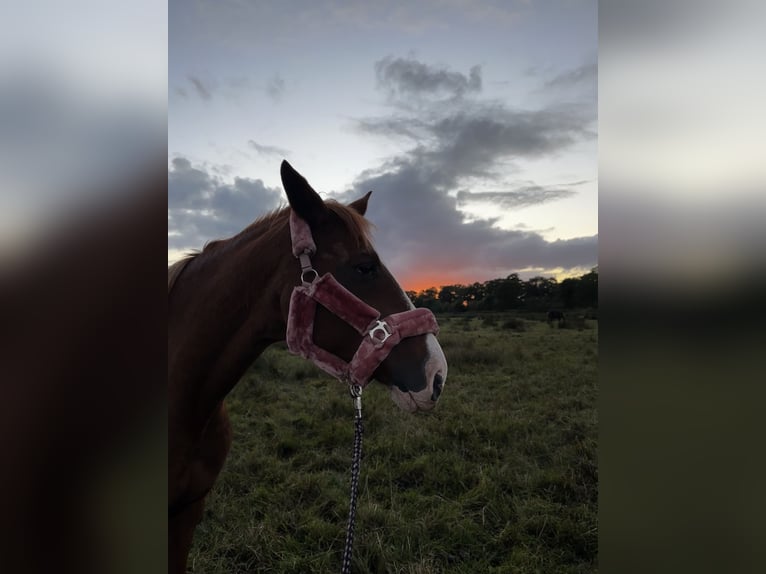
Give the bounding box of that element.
[285,211,439,388]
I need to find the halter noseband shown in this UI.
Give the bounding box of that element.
[285,210,439,388]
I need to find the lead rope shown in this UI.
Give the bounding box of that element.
[340,384,364,574]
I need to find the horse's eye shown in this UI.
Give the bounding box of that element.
[355,262,378,276]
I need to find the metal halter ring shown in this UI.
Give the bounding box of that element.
[301,268,318,285]
[368,320,392,344]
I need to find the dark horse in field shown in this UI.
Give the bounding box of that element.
[168,161,448,573]
[547,309,566,325]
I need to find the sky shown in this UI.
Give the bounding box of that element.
[168,0,597,291]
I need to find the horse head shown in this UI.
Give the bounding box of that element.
[279,160,447,412]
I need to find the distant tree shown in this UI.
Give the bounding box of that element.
[413,287,439,310]
[522,276,558,310]
[409,267,595,313]
[438,285,459,305]
[524,276,557,299]
[558,269,598,309]
[576,269,598,308]
[560,277,578,309]
[485,274,523,310]
[462,282,486,308]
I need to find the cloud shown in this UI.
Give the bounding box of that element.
[174,74,287,104]
[167,55,597,284]
[168,156,283,251]
[359,58,595,188]
[331,160,597,287]
[545,61,598,90]
[266,74,285,102]
[355,115,429,141]
[187,75,212,101]
[358,101,595,187]
[429,103,594,182]
[457,185,577,209]
[166,152,597,284]
[338,56,597,284]
[375,56,482,101]
[247,139,289,157]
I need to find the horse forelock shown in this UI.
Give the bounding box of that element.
[324,201,374,252]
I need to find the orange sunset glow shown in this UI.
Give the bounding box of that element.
[399,272,482,293]
[399,267,593,293]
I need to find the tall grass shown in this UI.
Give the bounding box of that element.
[188,315,597,573]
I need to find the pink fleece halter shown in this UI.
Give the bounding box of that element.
[285,211,439,388]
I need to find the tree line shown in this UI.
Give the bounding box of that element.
[406,267,598,313]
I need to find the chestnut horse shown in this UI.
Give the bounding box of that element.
[168,161,448,573]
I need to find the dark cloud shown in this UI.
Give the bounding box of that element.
[375,56,482,101]
[358,101,595,187]
[457,185,577,209]
[187,75,212,101]
[427,103,594,183]
[168,156,282,250]
[331,160,597,285]
[247,139,289,157]
[358,59,595,186]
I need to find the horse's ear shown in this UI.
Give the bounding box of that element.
[281,160,327,225]
[348,191,372,216]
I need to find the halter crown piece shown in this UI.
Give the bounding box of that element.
[285,210,440,388]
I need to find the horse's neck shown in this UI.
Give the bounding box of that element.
[169,228,293,428]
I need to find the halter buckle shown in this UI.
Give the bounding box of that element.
[368,320,392,344]
[299,251,318,285]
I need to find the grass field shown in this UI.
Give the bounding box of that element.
[188,313,598,573]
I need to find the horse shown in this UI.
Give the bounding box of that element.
[547,309,566,326]
[168,160,448,573]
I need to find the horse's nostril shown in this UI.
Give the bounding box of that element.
[431,373,444,402]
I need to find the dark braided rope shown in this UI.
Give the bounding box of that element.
[341,390,364,574]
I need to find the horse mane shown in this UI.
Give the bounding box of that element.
[168,254,197,294]
[206,200,374,252]
[168,200,374,294]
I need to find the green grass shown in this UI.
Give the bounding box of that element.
[188,314,598,573]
